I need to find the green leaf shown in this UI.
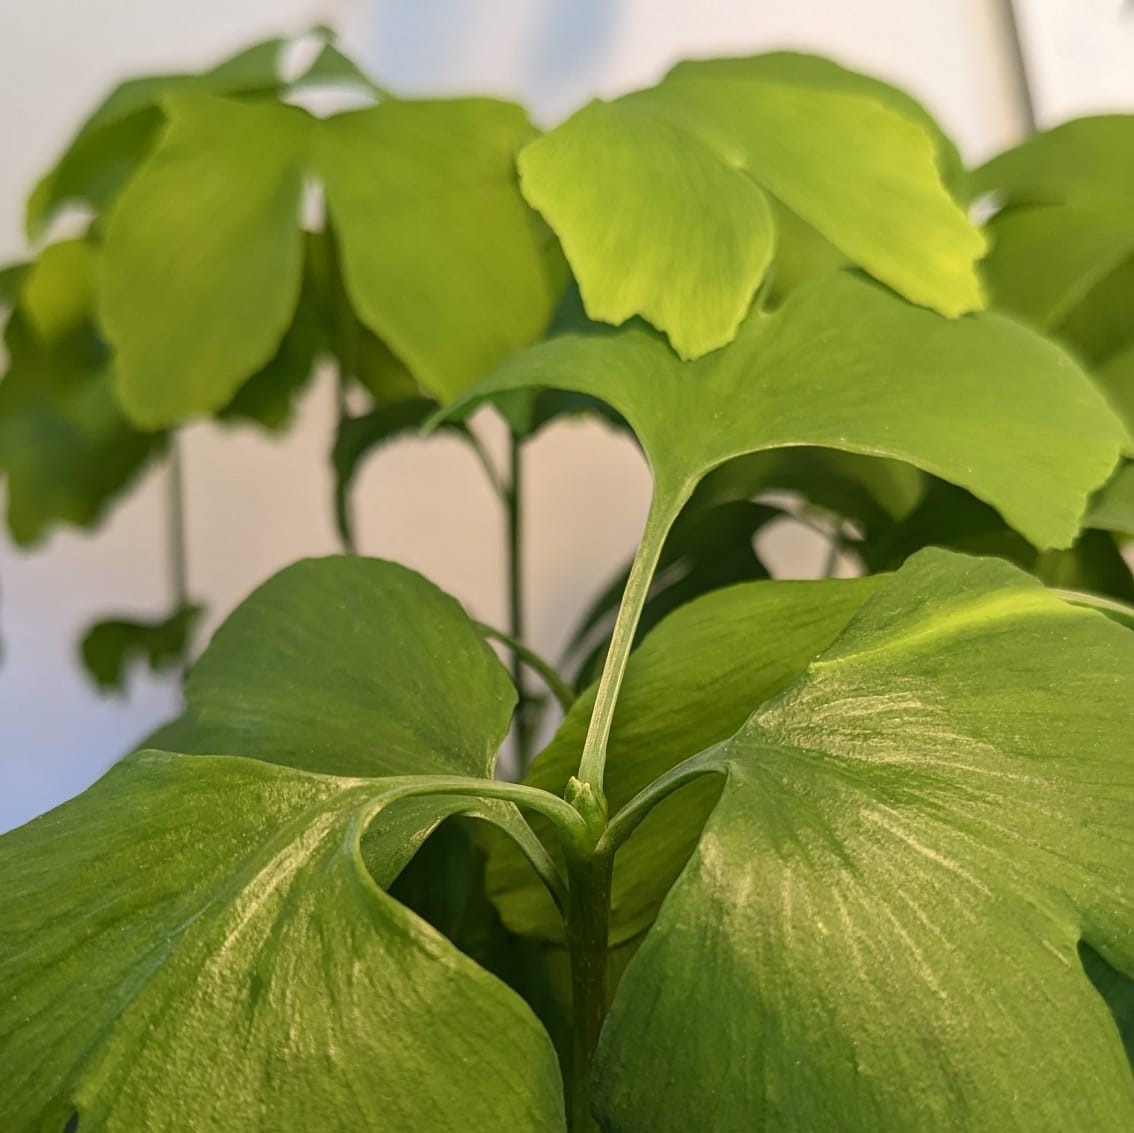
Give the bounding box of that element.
[974,114,1134,208]
[26,38,287,239]
[487,574,881,945]
[100,95,557,427]
[316,98,564,401]
[595,549,1134,1132]
[1095,338,1134,441]
[3,554,567,1127]
[975,117,1134,366]
[79,604,203,692]
[667,52,966,194]
[519,58,982,357]
[149,555,517,778]
[100,95,311,428]
[0,751,566,1131]
[291,41,387,97]
[1087,460,1134,536]
[444,272,1125,550]
[0,244,163,545]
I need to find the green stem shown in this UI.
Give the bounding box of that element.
[575,488,684,793]
[167,436,191,677]
[999,0,1038,135]
[475,622,576,712]
[564,846,613,1132]
[598,749,722,858]
[506,432,534,770]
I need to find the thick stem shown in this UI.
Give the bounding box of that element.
[506,432,534,770]
[564,847,613,1133]
[575,487,684,793]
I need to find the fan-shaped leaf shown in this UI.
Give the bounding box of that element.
[519,58,982,357]
[443,272,1125,550]
[595,549,1134,1132]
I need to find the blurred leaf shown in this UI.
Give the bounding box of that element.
[316,98,565,401]
[0,263,29,309]
[100,95,558,428]
[100,95,310,428]
[0,243,163,545]
[974,114,1134,208]
[27,38,287,240]
[519,55,982,358]
[976,116,1134,366]
[291,41,386,97]
[866,478,1133,600]
[1087,461,1134,536]
[80,604,203,692]
[487,575,880,945]
[445,272,1125,551]
[594,550,1134,1132]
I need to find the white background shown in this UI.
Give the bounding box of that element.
[1,0,1132,830]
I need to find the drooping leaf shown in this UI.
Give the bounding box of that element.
[99,94,559,427]
[100,95,311,428]
[487,575,881,945]
[26,37,288,239]
[0,244,163,545]
[594,549,1134,1132]
[1,554,566,1129]
[79,603,203,692]
[0,753,566,1132]
[443,272,1125,550]
[519,57,982,357]
[148,555,516,778]
[316,98,565,401]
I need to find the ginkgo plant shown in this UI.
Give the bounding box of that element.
[2,33,1134,1133]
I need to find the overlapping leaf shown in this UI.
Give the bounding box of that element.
[487,575,881,945]
[975,116,1134,368]
[594,549,1134,1132]
[79,603,203,692]
[0,241,163,544]
[443,272,1126,550]
[1,556,568,1130]
[519,53,983,358]
[100,93,563,427]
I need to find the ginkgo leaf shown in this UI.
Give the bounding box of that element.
[975,116,1134,367]
[316,98,565,402]
[0,752,566,1132]
[148,555,516,778]
[594,548,1134,1132]
[79,603,203,692]
[1,555,567,1130]
[486,575,881,945]
[0,243,163,545]
[442,272,1125,550]
[99,94,561,426]
[519,58,983,357]
[26,37,288,239]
